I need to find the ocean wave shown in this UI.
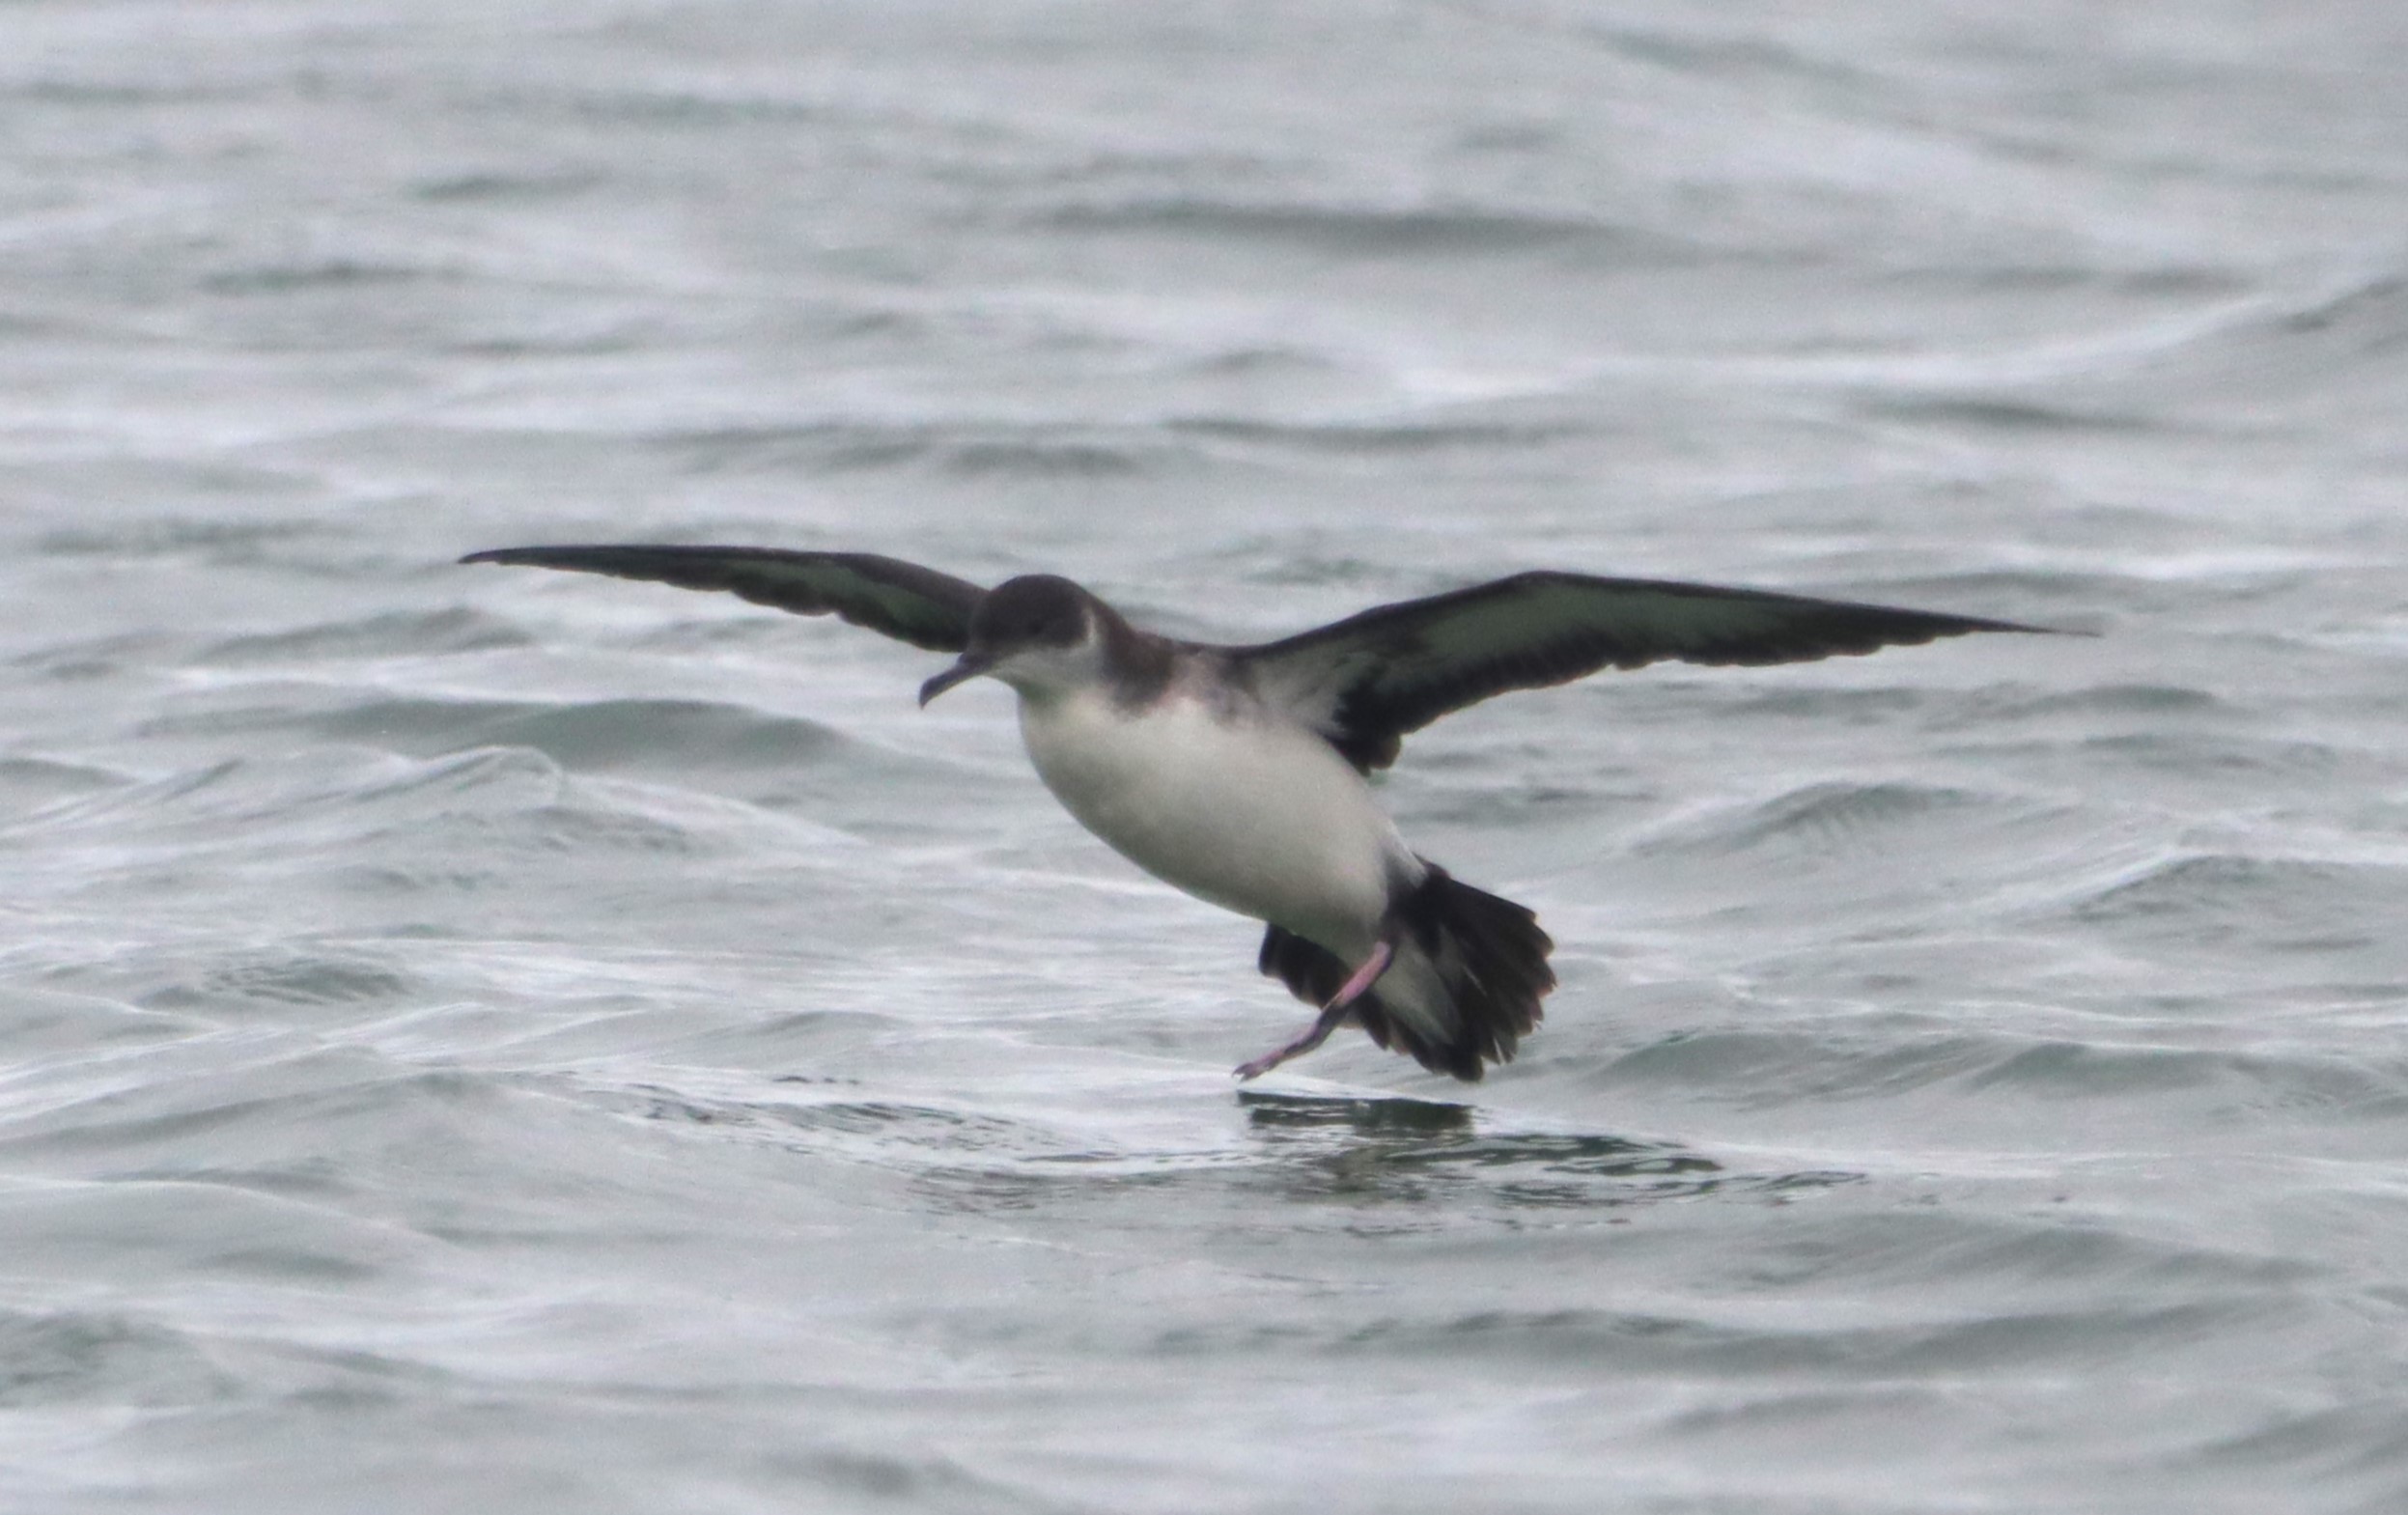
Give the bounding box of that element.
[1850,262,2408,414]
[134,694,851,774]
[8,747,559,842]
[651,419,1193,480]
[1855,393,2164,434]
[1168,411,1586,456]
[1963,1039,2408,1110]
[34,517,327,561]
[1972,681,2224,720]
[154,947,423,1012]
[198,608,533,664]
[1595,1025,2001,1104]
[574,1080,1098,1187]
[1633,780,2041,859]
[2061,265,2408,411]
[0,1305,236,1410]
[2069,853,2406,958]
[0,1167,431,1284]
[0,755,126,805]
[1043,195,1679,260]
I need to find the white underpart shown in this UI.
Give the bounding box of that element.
[1015,681,1414,956]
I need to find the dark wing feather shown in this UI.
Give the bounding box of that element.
[460,544,985,652]
[1234,571,2058,772]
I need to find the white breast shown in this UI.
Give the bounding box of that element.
[1017,686,1407,950]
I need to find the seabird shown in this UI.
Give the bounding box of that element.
[462,545,2054,1081]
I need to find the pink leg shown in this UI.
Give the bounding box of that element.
[1234,1003,1349,1080]
[1326,939,1394,1012]
[1233,940,1397,1080]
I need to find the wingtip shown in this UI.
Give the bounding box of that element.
[1991,617,2099,639]
[1930,608,2092,640]
[460,547,557,568]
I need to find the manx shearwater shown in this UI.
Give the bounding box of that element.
[462,545,2055,1081]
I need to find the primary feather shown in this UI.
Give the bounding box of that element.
[1230,571,2052,771]
[459,544,985,653]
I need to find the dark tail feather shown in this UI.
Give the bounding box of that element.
[1386,863,1555,1079]
[1255,863,1555,1082]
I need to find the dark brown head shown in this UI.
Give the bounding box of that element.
[918,575,1102,705]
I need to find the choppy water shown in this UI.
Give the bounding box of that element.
[7,3,2408,1511]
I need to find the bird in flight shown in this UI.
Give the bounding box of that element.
[462,545,2051,1082]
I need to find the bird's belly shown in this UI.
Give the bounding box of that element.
[1019,690,1402,945]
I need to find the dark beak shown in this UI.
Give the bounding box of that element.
[917,652,993,707]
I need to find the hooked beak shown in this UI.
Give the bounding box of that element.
[917,652,993,707]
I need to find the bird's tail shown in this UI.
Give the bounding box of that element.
[1257,862,1554,1081]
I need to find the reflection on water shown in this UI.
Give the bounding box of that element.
[1238,1090,1479,1137]
[608,1079,1854,1220]
[1236,1091,1852,1211]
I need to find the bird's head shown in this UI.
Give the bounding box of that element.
[918,574,1103,705]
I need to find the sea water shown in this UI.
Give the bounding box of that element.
[5,3,2407,1510]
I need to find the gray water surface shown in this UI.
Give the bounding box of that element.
[6,3,2408,1511]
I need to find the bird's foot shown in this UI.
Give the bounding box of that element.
[1233,940,1398,1080]
[1235,1003,1350,1080]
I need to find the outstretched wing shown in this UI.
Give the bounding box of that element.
[461,544,985,652]
[1234,571,2056,772]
